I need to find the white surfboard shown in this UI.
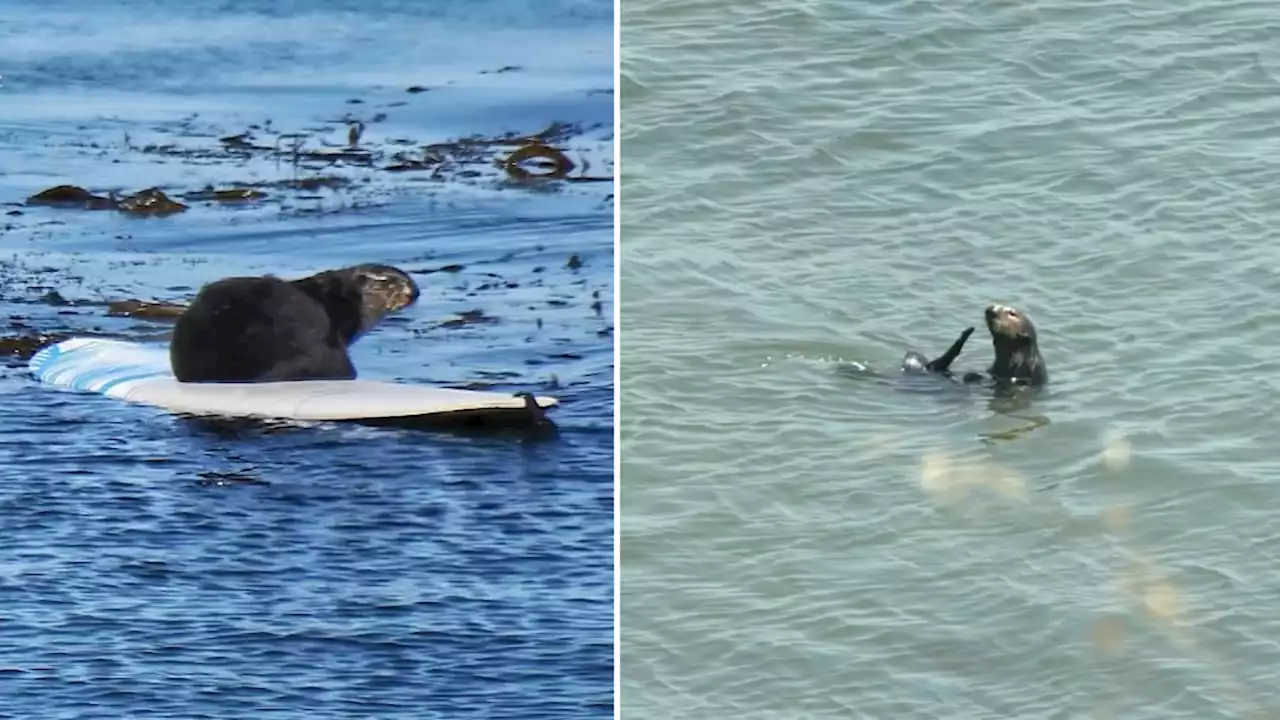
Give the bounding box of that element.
[29,337,558,426]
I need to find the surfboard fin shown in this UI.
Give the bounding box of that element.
[924,326,975,373]
[516,391,551,425]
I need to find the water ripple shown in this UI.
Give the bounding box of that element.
[624,0,1280,716]
[0,0,614,716]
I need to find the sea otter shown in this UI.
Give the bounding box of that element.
[981,303,1048,386]
[170,263,420,383]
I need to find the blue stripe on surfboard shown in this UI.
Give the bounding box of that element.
[32,339,172,392]
[28,344,62,375]
[47,363,168,392]
[95,371,170,395]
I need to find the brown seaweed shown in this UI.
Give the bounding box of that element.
[26,185,116,210]
[437,309,499,330]
[183,187,268,203]
[502,143,575,182]
[0,332,70,361]
[117,188,188,216]
[105,299,187,321]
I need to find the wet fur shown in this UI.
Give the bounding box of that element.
[984,303,1048,386]
[902,327,975,376]
[170,264,418,383]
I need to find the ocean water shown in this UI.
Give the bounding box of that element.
[0,0,614,717]
[621,0,1280,718]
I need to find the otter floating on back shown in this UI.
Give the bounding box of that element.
[900,303,1049,388]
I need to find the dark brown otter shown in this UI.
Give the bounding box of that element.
[170,263,420,383]
[983,303,1048,386]
[289,264,420,340]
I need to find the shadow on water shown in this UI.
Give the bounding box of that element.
[355,413,562,442]
[981,389,1052,445]
[179,412,563,443]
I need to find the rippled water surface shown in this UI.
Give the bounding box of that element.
[622,1,1280,717]
[0,1,613,717]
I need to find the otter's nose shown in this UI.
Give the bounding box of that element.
[985,304,1002,321]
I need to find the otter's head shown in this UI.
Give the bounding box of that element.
[347,263,420,331]
[292,263,420,343]
[984,303,1048,385]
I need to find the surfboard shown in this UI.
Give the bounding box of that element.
[28,337,558,426]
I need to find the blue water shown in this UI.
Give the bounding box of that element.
[621,0,1280,716]
[0,0,614,717]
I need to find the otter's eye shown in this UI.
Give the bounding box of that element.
[1007,310,1018,317]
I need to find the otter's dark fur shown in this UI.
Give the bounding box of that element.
[902,326,975,376]
[170,263,419,383]
[983,303,1048,386]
